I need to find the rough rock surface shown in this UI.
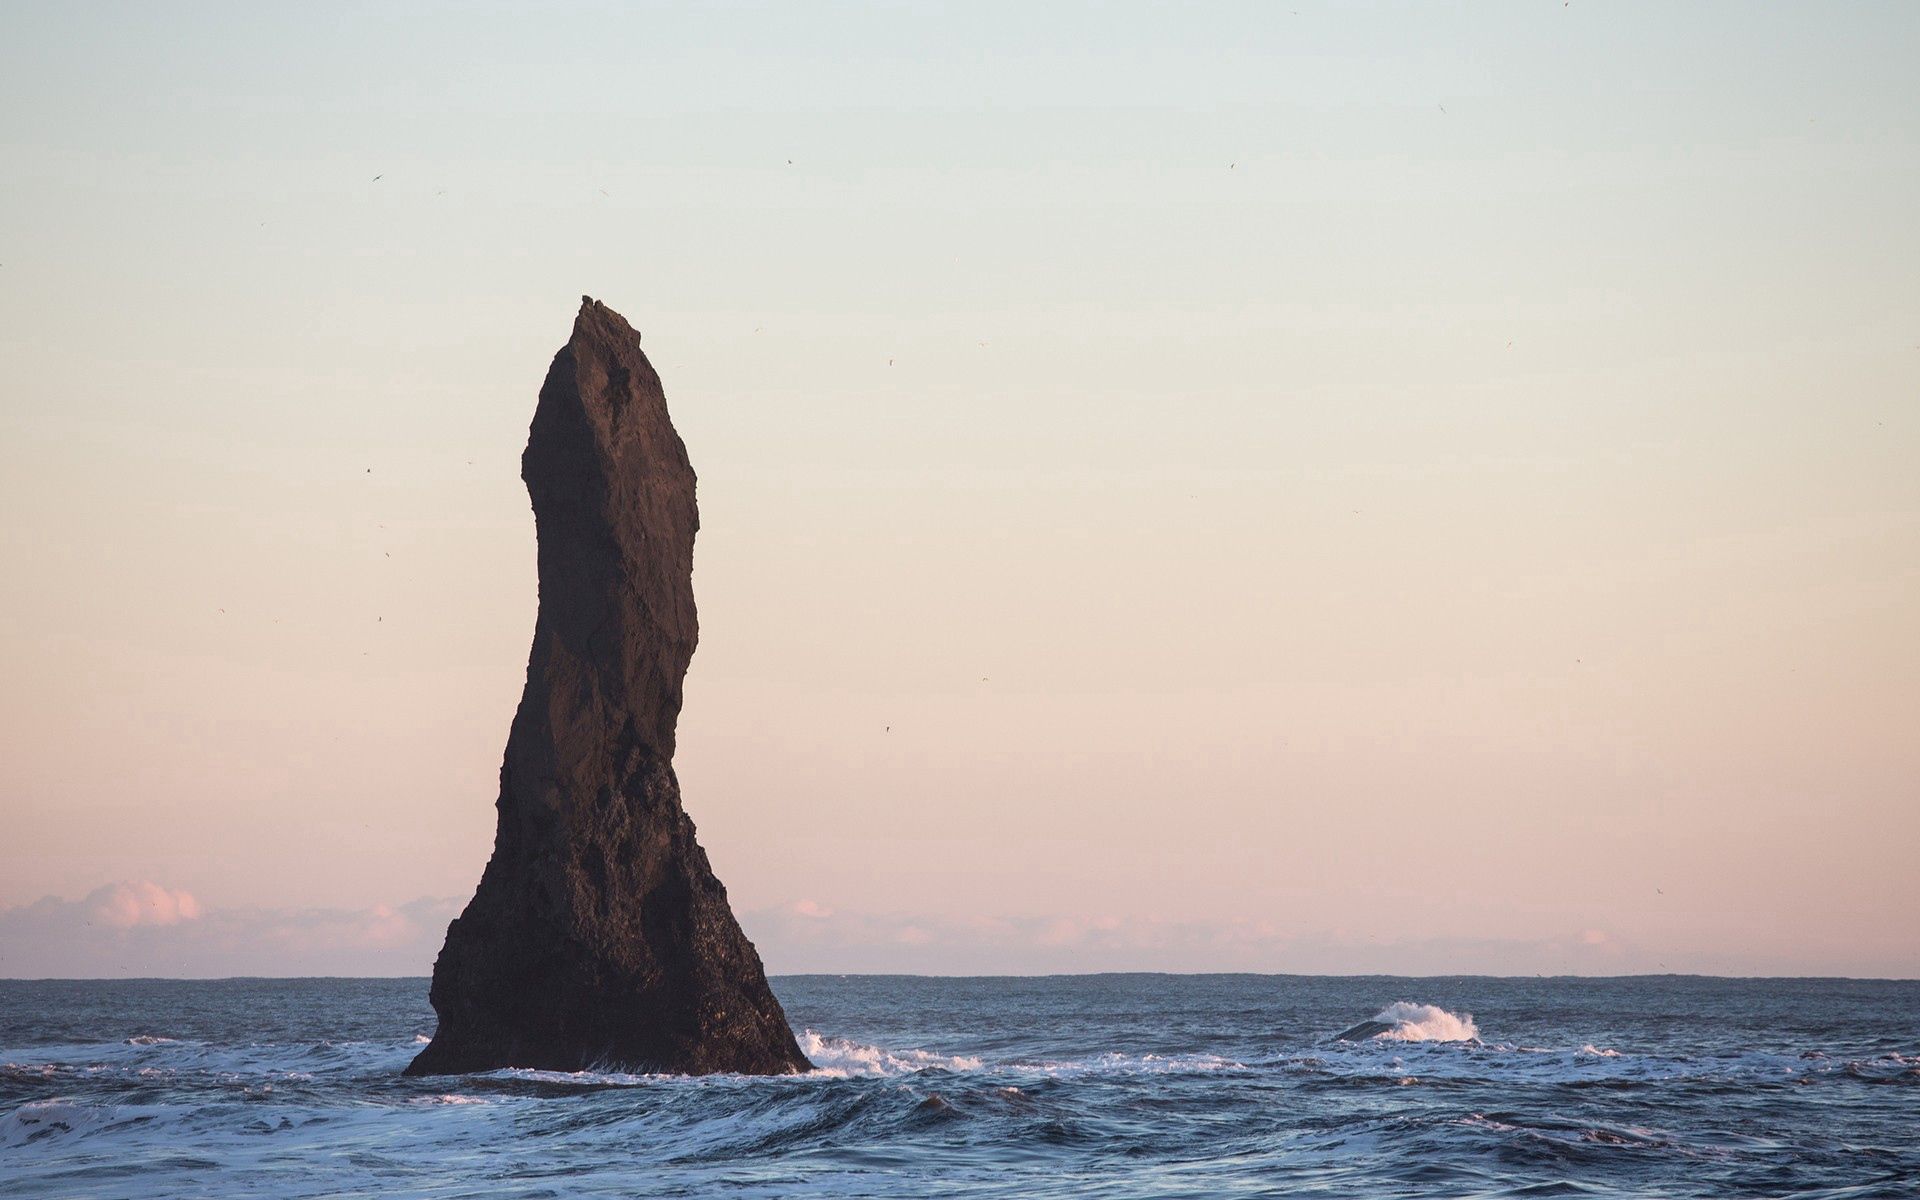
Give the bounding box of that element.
[406,298,809,1077]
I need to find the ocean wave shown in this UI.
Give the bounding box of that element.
[487,1066,669,1089]
[1456,1110,1698,1162]
[5,976,1914,1199]
[800,1031,982,1077]
[0,1037,420,1091]
[796,1030,1256,1080]
[1,1099,180,1149]
[1010,1051,1246,1077]
[1367,1002,1480,1042]
[1303,1036,1920,1093]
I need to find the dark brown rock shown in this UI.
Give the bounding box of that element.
[406,297,809,1077]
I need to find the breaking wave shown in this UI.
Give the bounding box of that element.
[799,1030,983,1076]
[1367,1001,1480,1042]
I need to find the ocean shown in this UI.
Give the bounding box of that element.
[2,974,1915,1198]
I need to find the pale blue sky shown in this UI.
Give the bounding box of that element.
[2,2,1916,977]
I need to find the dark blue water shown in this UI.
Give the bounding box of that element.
[2,975,1915,1198]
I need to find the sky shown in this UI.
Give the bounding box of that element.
[1,1,1915,979]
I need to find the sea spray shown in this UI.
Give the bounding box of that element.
[1368,1001,1480,1043]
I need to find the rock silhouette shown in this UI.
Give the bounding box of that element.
[406,298,809,1077]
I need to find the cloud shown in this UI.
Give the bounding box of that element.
[86,880,202,928]
[0,886,1658,979]
[0,884,460,978]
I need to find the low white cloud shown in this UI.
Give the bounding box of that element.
[2,885,1658,978]
[86,880,203,928]
[0,885,460,978]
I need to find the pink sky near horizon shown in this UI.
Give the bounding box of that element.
[1,3,1916,978]
[0,880,1887,980]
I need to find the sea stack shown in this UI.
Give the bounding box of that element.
[406,298,809,1077]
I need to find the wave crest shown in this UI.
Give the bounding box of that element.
[799,1031,982,1077]
[1369,1002,1479,1042]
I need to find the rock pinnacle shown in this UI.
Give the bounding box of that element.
[406,297,809,1076]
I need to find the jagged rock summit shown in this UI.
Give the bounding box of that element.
[407,297,809,1077]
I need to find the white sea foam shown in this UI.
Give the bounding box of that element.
[795,1032,1244,1080]
[495,1066,662,1087]
[1015,1052,1245,1077]
[799,1031,982,1077]
[1369,1002,1479,1043]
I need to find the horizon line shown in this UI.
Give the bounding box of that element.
[4,970,1915,984]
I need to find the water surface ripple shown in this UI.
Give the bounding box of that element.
[2,975,1915,1198]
